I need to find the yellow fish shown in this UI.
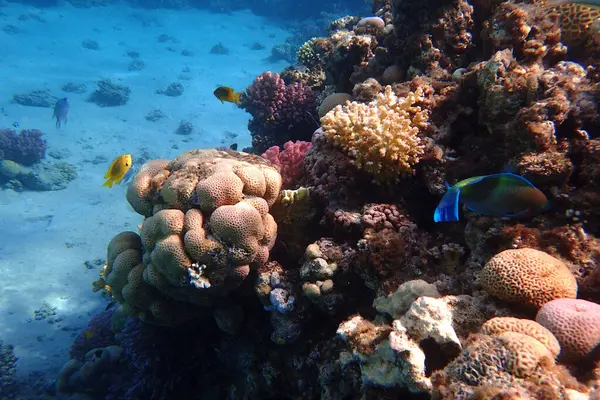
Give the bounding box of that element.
[213,86,242,104]
[84,330,94,340]
[103,154,132,188]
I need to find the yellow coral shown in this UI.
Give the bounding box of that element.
[320,85,428,181]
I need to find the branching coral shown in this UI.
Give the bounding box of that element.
[320,85,429,182]
[240,72,318,153]
[261,140,311,189]
[0,128,47,166]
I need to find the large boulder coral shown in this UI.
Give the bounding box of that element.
[480,248,578,309]
[95,149,282,325]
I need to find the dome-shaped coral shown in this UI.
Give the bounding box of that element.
[97,149,282,325]
[479,248,577,309]
[536,298,600,362]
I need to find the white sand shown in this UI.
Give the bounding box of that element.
[0,2,289,379]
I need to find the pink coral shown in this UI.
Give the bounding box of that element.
[261,140,312,189]
[536,298,600,362]
[240,72,317,153]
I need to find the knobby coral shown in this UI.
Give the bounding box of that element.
[240,72,318,153]
[320,85,429,182]
[0,128,47,166]
[94,149,281,325]
[261,140,312,189]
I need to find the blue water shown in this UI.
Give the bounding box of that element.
[0,0,368,396]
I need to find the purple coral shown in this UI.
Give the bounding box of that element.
[240,71,317,153]
[69,308,117,361]
[0,128,47,166]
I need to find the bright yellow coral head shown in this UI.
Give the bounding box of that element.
[319,85,428,182]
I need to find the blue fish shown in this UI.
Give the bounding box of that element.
[53,97,69,128]
[434,173,550,223]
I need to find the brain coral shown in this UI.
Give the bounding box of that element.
[97,149,282,325]
[536,298,600,362]
[319,85,428,182]
[480,248,577,309]
[480,317,561,359]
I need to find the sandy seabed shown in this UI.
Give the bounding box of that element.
[0,1,288,379]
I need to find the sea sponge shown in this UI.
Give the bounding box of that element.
[480,248,577,309]
[320,85,428,181]
[480,317,561,358]
[99,149,282,325]
[536,298,600,362]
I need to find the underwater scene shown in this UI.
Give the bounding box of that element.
[1,0,600,398]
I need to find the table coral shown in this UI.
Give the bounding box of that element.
[240,71,318,153]
[480,248,578,309]
[96,149,281,325]
[320,85,428,182]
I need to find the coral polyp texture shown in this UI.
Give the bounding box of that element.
[320,85,428,182]
[95,149,281,325]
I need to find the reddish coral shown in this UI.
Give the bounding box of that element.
[240,72,318,153]
[261,141,312,189]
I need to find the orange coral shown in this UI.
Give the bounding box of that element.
[480,248,578,309]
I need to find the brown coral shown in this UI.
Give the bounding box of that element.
[480,316,561,358]
[480,248,578,309]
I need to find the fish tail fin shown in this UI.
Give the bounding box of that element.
[444,181,451,189]
[233,92,241,104]
[103,179,113,188]
[434,187,462,223]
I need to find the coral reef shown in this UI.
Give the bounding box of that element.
[74,0,600,398]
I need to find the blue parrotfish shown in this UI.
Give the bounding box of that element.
[433,173,550,223]
[53,97,69,128]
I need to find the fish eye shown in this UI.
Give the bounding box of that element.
[125,163,129,166]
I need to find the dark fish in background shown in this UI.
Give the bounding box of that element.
[229,143,238,150]
[53,97,69,128]
[434,173,550,222]
[11,122,19,128]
